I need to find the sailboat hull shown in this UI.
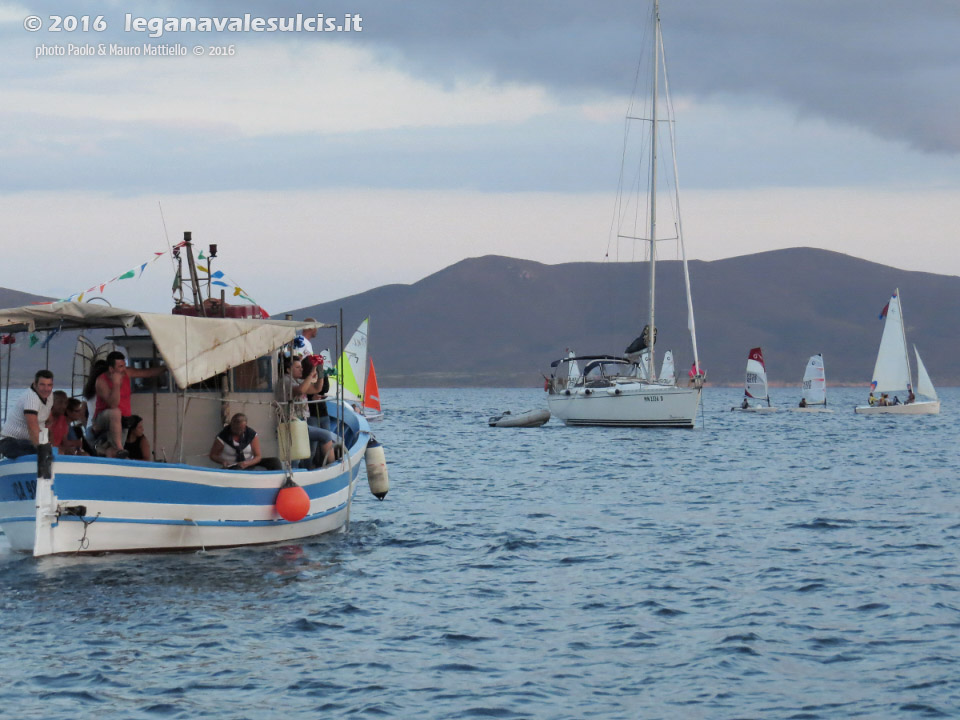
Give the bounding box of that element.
[854,400,940,415]
[548,384,701,428]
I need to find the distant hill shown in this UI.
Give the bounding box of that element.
[0,287,70,387]
[290,248,960,387]
[1,249,956,390]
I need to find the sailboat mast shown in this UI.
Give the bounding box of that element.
[896,288,913,391]
[647,0,660,382]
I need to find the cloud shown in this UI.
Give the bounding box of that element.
[2,187,958,315]
[2,43,552,136]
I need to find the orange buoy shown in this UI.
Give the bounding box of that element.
[275,479,310,522]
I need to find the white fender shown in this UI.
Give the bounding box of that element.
[364,443,389,500]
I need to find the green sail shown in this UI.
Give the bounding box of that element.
[338,350,361,399]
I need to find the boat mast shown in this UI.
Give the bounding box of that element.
[647,0,660,382]
[183,231,206,316]
[896,288,913,391]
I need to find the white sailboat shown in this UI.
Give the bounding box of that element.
[855,289,939,415]
[732,347,777,412]
[790,353,833,413]
[546,0,703,428]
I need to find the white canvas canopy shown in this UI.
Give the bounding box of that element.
[801,354,826,406]
[0,301,331,389]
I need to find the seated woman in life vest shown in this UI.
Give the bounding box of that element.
[209,413,262,470]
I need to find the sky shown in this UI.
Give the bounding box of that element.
[1,0,958,314]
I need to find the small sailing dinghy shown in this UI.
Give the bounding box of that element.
[790,353,833,413]
[361,358,384,421]
[855,289,940,415]
[731,347,777,412]
[330,317,369,405]
[327,318,384,420]
[488,409,551,428]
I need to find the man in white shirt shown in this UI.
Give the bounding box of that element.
[0,369,55,459]
[293,318,318,359]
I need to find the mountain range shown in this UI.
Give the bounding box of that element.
[1,248,957,389]
[291,248,959,388]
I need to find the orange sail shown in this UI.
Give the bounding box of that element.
[363,358,381,413]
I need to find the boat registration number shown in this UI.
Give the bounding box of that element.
[644,396,664,402]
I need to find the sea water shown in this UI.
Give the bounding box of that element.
[1,386,958,719]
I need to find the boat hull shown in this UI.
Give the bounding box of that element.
[548,384,701,428]
[731,406,778,413]
[0,411,372,556]
[854,400,940,415]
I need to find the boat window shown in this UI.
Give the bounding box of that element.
[231,357,273,392]
[130,358,171,394]
[584,360,633,379]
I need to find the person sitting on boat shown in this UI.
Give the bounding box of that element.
[906,388,916,404]
[879,393,890,406]
[122,415,151,461]
[868,392,876,406]
[741,397,749,410]
[278,357,335,468]
[209,413,263,470]
[0,369,54,459]
[799,398,807,408]
[59,398,90,456]
[46,390,70,448]
[91,351,166,458]
[892,395,901,406]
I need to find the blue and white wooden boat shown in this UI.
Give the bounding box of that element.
[0,236,388,556]
[0,402,372,556]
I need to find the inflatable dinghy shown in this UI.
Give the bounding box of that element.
[488,409,551,428]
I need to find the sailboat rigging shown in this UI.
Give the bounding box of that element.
[546,0,703,428]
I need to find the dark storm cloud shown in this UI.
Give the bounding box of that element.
[7,1,957,154]
[205,0,958,154]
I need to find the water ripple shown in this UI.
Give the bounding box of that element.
[2,387,959,718]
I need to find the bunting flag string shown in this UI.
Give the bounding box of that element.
[54,245,264,311]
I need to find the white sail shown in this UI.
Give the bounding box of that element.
[566,349,581,389]
[638,349,651,381]
[871,292,910,393]
[745,359,767,401]
[326,318,369,402]
[744,347,768,404]
[660,350,675,384]
[915,346,937,400]
[801,354,826,406]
